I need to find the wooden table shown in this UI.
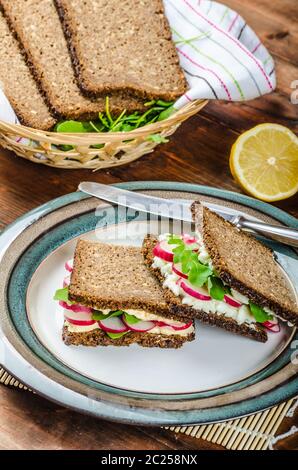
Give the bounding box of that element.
[0,0,297,451]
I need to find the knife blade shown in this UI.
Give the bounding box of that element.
[78,182,298,248]
[78,181,236,223]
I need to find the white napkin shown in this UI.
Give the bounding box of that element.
[0,0,276,124]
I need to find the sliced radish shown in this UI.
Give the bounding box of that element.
[263,320,280,333]
[122,315,155,332]
[153,240,176,262]
[63,276,71,288]
[154,320,193,331]
[180,279,211,301]
[172,263,188,279]
[170,321,193,331]
[65,317,96,326]
[224,294,242,308]
[182,234,197,244]
[182,234,199,250]
[98,316,129,333]
[59,300,92,314]
[65,259,73,273]
[64,307,94,324]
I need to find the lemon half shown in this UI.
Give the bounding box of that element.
[230,123,298,202]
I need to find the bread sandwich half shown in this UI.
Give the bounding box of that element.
[142,202,298,342]
[54,240,195,348]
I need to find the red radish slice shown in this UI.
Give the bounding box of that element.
[224,294,242,308]
[65,259,73,272]
[153,240,175,262]
[63,276,70,288]
[98,316,129,333]
[182,233,197,244]
[63,307,94,323]
[180,280,211,301]
[172,263,188,279]
[154,320,193,331]
[263,320,280,333]
[170,321,193,331]
[65,317,96,327]
[122,316,155,332]
[59,300,92,314]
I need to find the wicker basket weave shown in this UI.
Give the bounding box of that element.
[0,99,208,170]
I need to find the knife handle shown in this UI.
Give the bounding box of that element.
[234,216,298,248]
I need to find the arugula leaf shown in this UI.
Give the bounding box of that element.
[55,121,88,133]
[147,134,169,144]
[123,313,140,325]
[173,244,185,263]
[181,250,197,274]
[249,303,273,323]
[55,99,174,149]
[168,235,184,245]
[106,331,128,339]
[188,263,213,288]
[158,105,175,121]
[208,276,227,301]
[92,311,107,321]
[92,310,124,321]
[54,287,70,302]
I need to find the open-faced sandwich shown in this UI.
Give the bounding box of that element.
[142,202,298,343]
[54,240,195,348]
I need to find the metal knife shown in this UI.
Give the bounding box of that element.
[78,182,298,248]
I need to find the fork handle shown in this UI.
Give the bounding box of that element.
[233,216,298,248]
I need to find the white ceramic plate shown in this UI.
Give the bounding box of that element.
[27,220,293,395]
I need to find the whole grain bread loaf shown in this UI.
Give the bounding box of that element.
[0,11,55,130]
[63,324,194,348]
[69,239,190,323]
[0,0,145,121]
[55,0,187,100]
[191,202,298,327]
[142,235,267,342]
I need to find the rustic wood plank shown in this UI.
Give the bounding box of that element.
[225,0,298,65]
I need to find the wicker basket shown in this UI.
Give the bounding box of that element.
[0,99,208,170]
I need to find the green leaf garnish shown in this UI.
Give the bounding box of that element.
[168,235,184,245]
[147,134,169,144]
[158,105,175,121]
[55,99,174,151]
[55,121,88,133]
[123,313,140,325]
[207,276,228,301]
[188,263,213,287]
[54,287,70,303]
[106,331,128,339]
[249,303,273,323]
[92,310,124,321]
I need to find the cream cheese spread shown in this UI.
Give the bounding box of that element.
[152,234,262,327]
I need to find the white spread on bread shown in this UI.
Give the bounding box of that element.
[152,234,259,327]
[64,316,194,337]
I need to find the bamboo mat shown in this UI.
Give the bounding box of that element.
[1,367,296,450]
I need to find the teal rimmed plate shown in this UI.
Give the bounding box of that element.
[0,182,297,425]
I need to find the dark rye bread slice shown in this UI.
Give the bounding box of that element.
[55,0,187,100]
[0,11,55,130]
[69,239,190,324]
[142,235,267,343]
[63,324,194,348]
[191,202,298,327]
[0,0,145,121]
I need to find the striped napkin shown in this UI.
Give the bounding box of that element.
[166,0,276,109]
[0,0,275,125]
